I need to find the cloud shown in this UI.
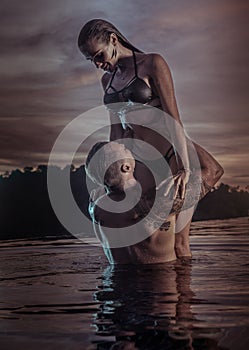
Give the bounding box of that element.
[0,0,248,187]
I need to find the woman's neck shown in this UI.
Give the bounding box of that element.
[117,45,134,70]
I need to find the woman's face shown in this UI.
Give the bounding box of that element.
[82,37,117,73]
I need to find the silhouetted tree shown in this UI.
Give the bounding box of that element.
[0,167,248,240]
[193,183,249,220]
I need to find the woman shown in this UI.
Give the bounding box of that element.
[78,19,224,257]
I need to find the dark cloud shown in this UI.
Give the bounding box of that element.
[0,0,248,187]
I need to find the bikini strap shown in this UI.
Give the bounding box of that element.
[164,146,175,164]
[105,51,137,92]
[132,51,138,77]
[105,66,118,92]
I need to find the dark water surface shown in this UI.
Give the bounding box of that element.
[0,217,249,350]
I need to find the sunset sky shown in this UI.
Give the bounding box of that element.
[1,0,248,187]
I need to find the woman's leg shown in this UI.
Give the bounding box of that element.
[193,141,224,191]
[175,142,224,258]
[175,209,194,258]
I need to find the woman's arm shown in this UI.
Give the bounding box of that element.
[150,54,181,124]
[149,54,190,197]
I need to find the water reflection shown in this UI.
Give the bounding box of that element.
[93,260,227,350]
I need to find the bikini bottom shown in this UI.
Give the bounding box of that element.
[135,145,176,182]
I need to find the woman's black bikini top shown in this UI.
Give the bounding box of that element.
[103,51,175,166]
[103,51,157,105]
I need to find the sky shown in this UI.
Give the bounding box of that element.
[0,0,248,187]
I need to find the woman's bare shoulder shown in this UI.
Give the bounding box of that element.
[138,53,170,73]
[145,54,173,82]
[148,53,170,68]
[139,52,166,63]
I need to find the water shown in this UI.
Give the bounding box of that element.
[0,217,249,349]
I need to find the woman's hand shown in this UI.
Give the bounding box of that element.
[175,169,191,199]
[156,169,191,200]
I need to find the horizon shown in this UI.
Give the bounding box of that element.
[1,0,248,187]
[1,162,248,191]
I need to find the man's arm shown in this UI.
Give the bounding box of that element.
[133,173,201,226]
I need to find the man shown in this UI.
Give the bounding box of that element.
[85,141,193,265]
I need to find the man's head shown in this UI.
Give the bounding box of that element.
[85,141,136,190]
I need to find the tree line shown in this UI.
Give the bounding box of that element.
[0,165,248,240]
